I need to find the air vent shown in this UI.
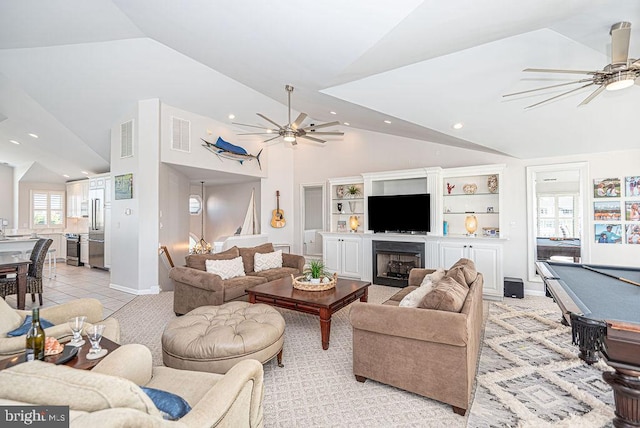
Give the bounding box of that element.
[171,117,190,152]
[120,120,134,158]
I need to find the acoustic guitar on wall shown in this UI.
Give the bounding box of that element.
[271,190,286,228]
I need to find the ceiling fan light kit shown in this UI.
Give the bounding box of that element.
[504,21,639,108]
[233,84,344,145]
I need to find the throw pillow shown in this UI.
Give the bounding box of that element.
[238,243,275,273]
[141,387,192,421]
[399,280,436,308]
[420,268,446,286]
[0,298,23,336]
[254,250,283,272]
[6,316,55,337]
[185,246,239,271]
[419,277,469,312]
[205,256,246,280]
[449,258,478,286]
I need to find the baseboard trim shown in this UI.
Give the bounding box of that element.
[110,283,160,295]
[524,289,546,297]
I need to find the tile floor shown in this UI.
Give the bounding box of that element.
[4,261,136,318]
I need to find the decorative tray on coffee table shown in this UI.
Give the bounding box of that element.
[292,273,337,291]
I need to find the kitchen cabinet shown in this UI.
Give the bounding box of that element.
[65,179,89,218]
[37,233,66,260]
[322,233,362,278]
[439,239,503,299]
[80,234,89,265]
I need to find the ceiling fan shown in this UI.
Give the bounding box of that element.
[233,84,344,145]
[504,21,640,109]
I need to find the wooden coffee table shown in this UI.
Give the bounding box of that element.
[0,337,120,371]
[247,275,371,350]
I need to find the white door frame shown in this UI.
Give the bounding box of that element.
[299,182,326,256]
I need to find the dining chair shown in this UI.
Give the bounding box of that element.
[0,238,52,305]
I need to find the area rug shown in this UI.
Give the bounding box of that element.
[109,291,618,427]
[468,297,615,428]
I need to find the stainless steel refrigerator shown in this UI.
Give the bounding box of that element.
[89,187,106,269]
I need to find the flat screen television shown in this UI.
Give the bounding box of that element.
[368,193,431,233]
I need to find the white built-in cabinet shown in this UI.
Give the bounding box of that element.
[80,234,89,265]
[439,239,503,299]
[322,233,362,278]
[328,177,364,233]
[66,179,89,218]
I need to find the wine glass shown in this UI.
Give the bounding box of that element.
[86,324,105,355]
[68,316,86,347]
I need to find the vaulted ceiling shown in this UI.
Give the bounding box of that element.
[1,0,639,182]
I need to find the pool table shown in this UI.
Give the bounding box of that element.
[536,261,640,427]
[536,237,581,262]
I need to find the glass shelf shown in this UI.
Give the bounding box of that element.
[443,192,498,197]
[333,212,364,215]
[334,197,364,202]
[443,211,500,215]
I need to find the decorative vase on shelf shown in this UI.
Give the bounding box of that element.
[336,186,344,198]
[488,175,498,193]
[465,215,478,235]
[463,183,477,194]
[348,201,356,213]
[337,202,343,213]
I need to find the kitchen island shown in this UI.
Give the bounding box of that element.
[0,237,38,257]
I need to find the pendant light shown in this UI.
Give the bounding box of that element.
[194,181,212,254]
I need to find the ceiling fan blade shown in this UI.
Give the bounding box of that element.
[610,21,631,64]
[301,121,340,131]
[291,113,307,129]
[503,79,594,97]
[524,82,596,109]
[298,134,326,143]
[578,85,606,106]
[307,131,344,136]
[257,113,284,130]
[263,135,281,143]
[524,68,597,75]
[232,122,277,131]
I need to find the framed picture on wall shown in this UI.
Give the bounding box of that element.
[593,201,621,221]
[594,223,622,244]
[625,176,640,197]
[626,224,640,244]
[593,178,621,198]
[626,201,640,221]
[114,173,133,200]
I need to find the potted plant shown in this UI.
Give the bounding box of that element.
[346,185,361,198]
[305,260,326,284]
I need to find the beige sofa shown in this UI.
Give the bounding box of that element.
[349,260,484,416]
[0,297,120,358]
[170,243,305,315]
[0,344,264,427]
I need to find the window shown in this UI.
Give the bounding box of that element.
[31,190,65,228]
[189,195,202,215]
[537,193,578,237]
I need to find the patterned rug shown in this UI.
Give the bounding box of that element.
[109,290,618,427]
[468,297,615,428]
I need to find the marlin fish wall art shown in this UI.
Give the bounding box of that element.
[201,137,263,170]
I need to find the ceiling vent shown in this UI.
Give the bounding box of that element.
[120,120,134,158]
[171,117,190,152]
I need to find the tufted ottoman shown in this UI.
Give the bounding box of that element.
[162,301,285,374]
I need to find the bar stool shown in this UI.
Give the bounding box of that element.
[47,248,57,278]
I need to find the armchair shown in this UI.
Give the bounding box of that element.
[0,344,265,427]
[0,297,120,358]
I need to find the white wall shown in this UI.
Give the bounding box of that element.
[209,181,261,241]
[0,164,13,228]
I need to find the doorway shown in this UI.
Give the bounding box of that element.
[300,183,326,258]
[526,162,589,281]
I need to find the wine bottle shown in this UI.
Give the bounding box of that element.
[25,308,46,361]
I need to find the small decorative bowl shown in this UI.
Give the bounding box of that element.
[463,183,478,194]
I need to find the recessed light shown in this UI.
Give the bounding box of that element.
[63,174,70,178]
[28,133,39,138]
[228,114,235,120]
[343,122,350,126]
[330,111,337,115]
[452,122,464,130]
[81,171,89,175]
[9,140,20,145]
[384,120,391,124]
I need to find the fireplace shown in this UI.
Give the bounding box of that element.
[372,241,425,287]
